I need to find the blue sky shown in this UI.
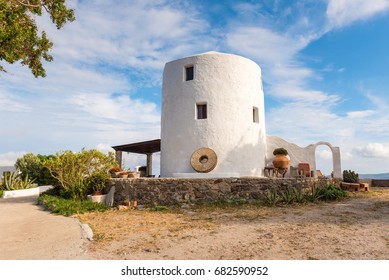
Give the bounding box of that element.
[1,0,389,176]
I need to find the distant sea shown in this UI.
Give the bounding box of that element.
[359,173,389,179]
[0,166,16,180]
[0,166,15,174]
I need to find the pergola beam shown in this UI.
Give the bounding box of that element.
[112,139,160,176]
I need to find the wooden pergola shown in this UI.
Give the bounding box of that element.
[112,139,160,177]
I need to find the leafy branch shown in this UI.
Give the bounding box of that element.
[0,0,75,77]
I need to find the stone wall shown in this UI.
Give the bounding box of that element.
[108,177,337,206]
[371,179,389,188]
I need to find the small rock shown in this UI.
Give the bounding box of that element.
[264,233,274,239]
[117,205,128,211]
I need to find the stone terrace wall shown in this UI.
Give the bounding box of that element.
[108,177,337,206]
[371,179,389,188]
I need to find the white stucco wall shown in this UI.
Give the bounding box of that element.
[266,135,342,178]
[2,185,53,199]
[161,52,266,177]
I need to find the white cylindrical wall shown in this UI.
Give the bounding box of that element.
[161,52,266,177]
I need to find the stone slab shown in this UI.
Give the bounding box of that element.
[173,173,240,178]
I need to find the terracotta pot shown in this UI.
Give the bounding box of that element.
[92,191,103,196]
[272,155,289,169]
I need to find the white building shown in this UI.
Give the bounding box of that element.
[115,51,341,178]
[161,52,267,177]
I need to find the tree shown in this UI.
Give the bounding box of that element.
[45,149,116,200]
[0,0,75,77]
[15,153,56,185]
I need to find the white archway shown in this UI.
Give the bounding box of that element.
[312,141,342,178]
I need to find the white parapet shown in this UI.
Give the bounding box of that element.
[2,185,54,199]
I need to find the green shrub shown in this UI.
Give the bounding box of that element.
[85,172,110,194]
[316,185,346,201]
[15,153,56,186]
[150,205,169,211]
[45,148,116,200]
[273,147,288,156]
[343,170,359,183]
[38,191,110,216]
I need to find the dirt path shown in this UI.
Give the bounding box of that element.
[1,189,387,260]
[79,188,389,260]
[0,196,91,260]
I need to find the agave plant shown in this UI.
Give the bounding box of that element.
[3,170,35,190]
[306,185,323,202]
[18,174,36,189]
[292,186,306,204]
[280,187,294,204]
[263,188,280,206]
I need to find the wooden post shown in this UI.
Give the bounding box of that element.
[146,153,152,177]
[115,150,123,168]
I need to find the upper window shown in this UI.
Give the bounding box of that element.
[185,65,194,81]
[253,107,259,123]
[197,103,207,119]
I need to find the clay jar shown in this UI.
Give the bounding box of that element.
[272,154,289,169]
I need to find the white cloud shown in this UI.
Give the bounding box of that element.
[69,92,160,124]
[226,27,303,66]
[0,92,32,113]
[95,143,115,154]
[316,148,333,160]
[346,110,375,119]
[39,0,212,71]
[326,0,389,29]
[0,151,27,166]
[353,143,389,159]
[225,24,341,106]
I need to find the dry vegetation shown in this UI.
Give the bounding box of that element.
[77,188,389,260]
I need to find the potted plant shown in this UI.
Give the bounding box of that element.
[272,148,289,169]
[138,166,147,177]
[109,166,123,178]
[86,172,110,196]
[118,170,130,178]
[128,171,140,178]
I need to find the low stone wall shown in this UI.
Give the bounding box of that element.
[108,177,337,206]
[371,179,389,188]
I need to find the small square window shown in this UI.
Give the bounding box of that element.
[253,107,259,123]
[197,103,207,119]
[185,65,194,81]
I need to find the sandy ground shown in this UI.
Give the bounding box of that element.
[0,188,388,260]
[79,188,389,260]
[0,196,90,260]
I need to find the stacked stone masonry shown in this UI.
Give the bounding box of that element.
[108,177,339,206]
[371,180,389,188]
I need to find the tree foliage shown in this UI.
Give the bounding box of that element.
[15,153,56,185]
[0,0,75,77]
[45,149,116,200]
[343,169,359,183]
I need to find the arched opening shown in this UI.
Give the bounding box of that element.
[315,144,334,178]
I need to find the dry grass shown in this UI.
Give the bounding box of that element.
[77,188,389,260]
